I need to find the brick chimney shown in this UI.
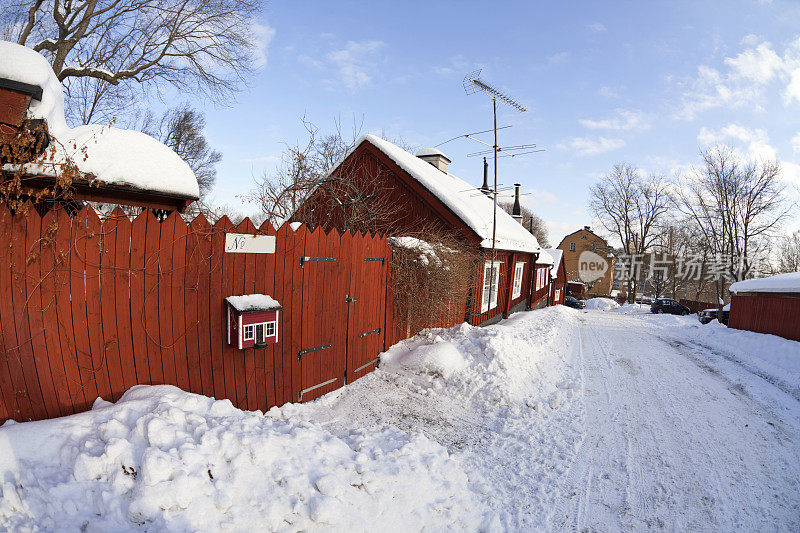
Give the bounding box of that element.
[416,147,451,173]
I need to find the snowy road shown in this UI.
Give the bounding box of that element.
[551,311,800,531]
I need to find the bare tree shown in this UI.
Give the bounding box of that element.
[137,105,221,198]
[589,163,671,302]
[676,146,792,308]
[777,231,800,273]
[4,0,262,124]
[498,201,549,247]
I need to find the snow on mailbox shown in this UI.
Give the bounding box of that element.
[225,294,283,349]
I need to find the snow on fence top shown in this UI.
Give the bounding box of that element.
[0,41,199,200]
[729,272,800,294]
[352,134,546,254]
[225,294,283,313]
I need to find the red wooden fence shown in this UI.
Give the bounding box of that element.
[0,204,391,423]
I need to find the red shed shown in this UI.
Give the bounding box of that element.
[545,248,567,305]
[225,294,283,349]
[728,273,800,342]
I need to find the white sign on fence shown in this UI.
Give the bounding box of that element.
[224,233,276,254]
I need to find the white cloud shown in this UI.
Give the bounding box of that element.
[588,22,607,32]
[579,109,650,131]
[547,51,571,65]
[791,133,800,155]
[251,20,276,69]
[696,124,776,160]
[326,40,386,90]
[677,36,800,119]
[561,137,626,156]
[598,86,621,98]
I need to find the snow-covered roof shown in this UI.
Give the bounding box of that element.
[0,41,199,200]
[353,135,546,254]
[543,248,563,277]
[225,294,283,313]
[729,272,800,294]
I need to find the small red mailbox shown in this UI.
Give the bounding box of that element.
[225,294,283,349]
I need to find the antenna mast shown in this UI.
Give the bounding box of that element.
[464,69,527,315]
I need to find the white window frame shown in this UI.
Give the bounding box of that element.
[481,261,502,313]
[243,324,254,341]
[512,261,524,299]
[264,321,276,337]
[555,288,561,301]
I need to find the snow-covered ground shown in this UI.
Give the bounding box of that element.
[2,306,799,531]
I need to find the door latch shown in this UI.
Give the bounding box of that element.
[345,293,358,303]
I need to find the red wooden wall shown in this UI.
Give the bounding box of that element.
[0,204,391,423]
[729,292,800,342]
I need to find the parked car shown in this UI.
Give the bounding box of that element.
[564,296,586,309]
[650,298,691,315]
[698,304,730,325]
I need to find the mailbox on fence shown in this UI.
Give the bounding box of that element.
[225,294,283,349]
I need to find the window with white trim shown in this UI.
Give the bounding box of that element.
[481,262,501,312]
[512,261,524,299]
[535,268,547,291]
[243,324,254,341]
[265,321,276,337]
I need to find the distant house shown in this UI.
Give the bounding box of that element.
[557,226,615,297]
[297,134,553,330]
[729,273,800,342]
[544,248,566,305]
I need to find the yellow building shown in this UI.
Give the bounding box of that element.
[557,226,615,297]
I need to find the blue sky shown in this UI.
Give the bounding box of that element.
[202,0,800,246]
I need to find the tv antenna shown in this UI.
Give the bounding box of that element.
[463,69,536,313]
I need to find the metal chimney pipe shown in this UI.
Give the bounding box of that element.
[481,157,490,195]
[512,183,522,223]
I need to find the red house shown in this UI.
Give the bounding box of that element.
[297,135,552,333]
[545,248,566,305]
[728,273,800,342]
[225,294,283,349]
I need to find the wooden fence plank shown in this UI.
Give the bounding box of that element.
[237,218,257,410]
[129,211,150,386]
[271,223,290,406]
[143,210,164,384]
[100,210,124,401]
[69,208,98,409]
[231,218,252,409]
[13,206,48,419]
[171,214,190,393]
[209,216,228,400]
[288,225,307,404]
[0,205,29,420]
[218,217,237,404]
[192,216,214,398]
[39,208,72,415]
[157,213,177,387]
[256,219,277,410]
[85,207,113,403]
[113,209,137,393]
[183,217,203,395]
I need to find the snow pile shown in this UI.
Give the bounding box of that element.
[647,315,800,397]
[584,297,620,311]
[225,294,282,312]
[730,272,800,294]
[292,306,585,529]
[612,302,650,314]
[0,41,68,135]
[0,41,199,199]
[345,135,551,257]
[0,386,488,531]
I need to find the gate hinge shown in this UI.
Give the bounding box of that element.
[360,327,381,338]
[297,343,332,361]
[300,256,336,268]
[364,257,385,263]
